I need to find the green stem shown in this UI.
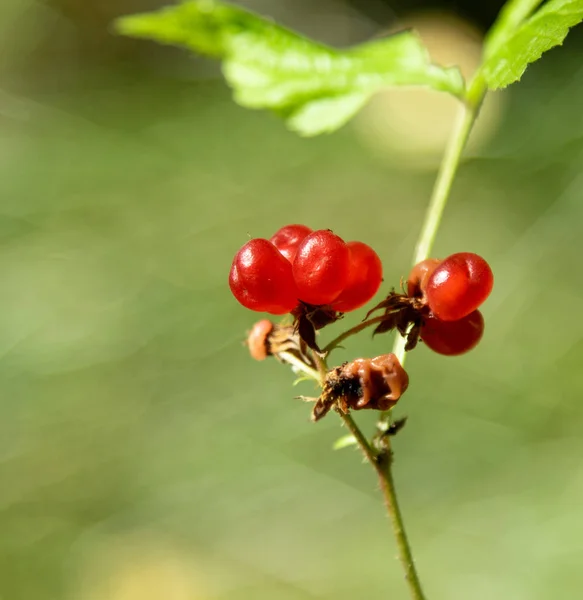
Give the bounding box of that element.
[390,78,488,371]
[376,447,426,600]
[278,350,321,381]
[312,351,329,384]
[337,411,378,464]
[338,411,426,600]
[323,315,387,354]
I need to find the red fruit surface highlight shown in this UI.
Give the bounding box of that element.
[426,252,493,321]
[229,238,298,314]
[332,241,383,312]
[270,224,313,262]
[407,258,441,299]
[292,230,351,305]
[421,310,484,356]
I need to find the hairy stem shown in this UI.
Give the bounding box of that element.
[337,411,377,463]
[361,79,488,597]
[376,447,426,600]
[338,411,426,600]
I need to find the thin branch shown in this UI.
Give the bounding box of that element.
[323,315,386,354]
[375,448,426,600]
[337,411,378,464]
[278,351,321,381]
[386,78,488,387]
[338,410,426,600]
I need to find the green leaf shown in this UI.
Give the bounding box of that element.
[484,0,543,58]
[333,434,358,451]
[482,0,583,89]
[114,0,464,136]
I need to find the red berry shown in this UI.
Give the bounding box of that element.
[292,230,351,305]
[426,252,493,321]
[420,310,484,356]
[270,224,313,263]
[332,241,383,312]
[407,258,441,299]
[229,239,298,314]
[247,319,274,361]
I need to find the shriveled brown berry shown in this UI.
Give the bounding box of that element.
[312,353,409,421]
[246,319,274,361]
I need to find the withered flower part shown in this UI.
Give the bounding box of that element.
[292,303,342,353]
[247,319,275,361]
[364,290,428,351]
[311,353,409,421]
[246,319,313,366]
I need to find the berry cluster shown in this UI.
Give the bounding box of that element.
[407,253,493,356]
[229,225,383,315]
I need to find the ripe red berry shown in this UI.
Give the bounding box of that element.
[270,224,313,263]
[425,252,493,321]
[229,239,298,314]
[407,258,441,299]
[292,230,351,305]
[332,241,383,312]
[420,310,484,356]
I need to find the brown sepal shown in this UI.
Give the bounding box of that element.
[292,303,342,353]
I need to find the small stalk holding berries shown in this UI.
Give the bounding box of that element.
[229,223,494,600]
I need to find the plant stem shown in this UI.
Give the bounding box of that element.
[312,351,329,384]
[278,350,321,381]
[338,411,426,600]
[376,447,426,600]
[357,83,489,596]
[412,85,486,270]
[390,78,488,371]
[323,315,387,354]
[337,411,377,463]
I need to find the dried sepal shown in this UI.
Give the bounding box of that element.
[311,353,409,421]
[364,289,427,345]
[387,417,408,436]
[292,303,342,353]
[297,313,320,352]
[404,322,422,352]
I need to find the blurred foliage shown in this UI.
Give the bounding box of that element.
[114,0,464,136]
[1,1,583,600]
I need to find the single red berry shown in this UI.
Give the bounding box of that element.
[407,258,441,299]
[229,239,298,314]
[420,310,484,356]
[425,252,493,321]
[247,319,274,361]
[270,224,313,263]
[292,230,351,305]
[332,241,383,312]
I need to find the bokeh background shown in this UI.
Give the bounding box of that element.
[2,1,583,599]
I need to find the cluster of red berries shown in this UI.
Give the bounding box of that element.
[407,253,494,356]
[229,225,383,315]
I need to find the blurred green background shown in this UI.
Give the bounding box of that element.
[2,1,583,599]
